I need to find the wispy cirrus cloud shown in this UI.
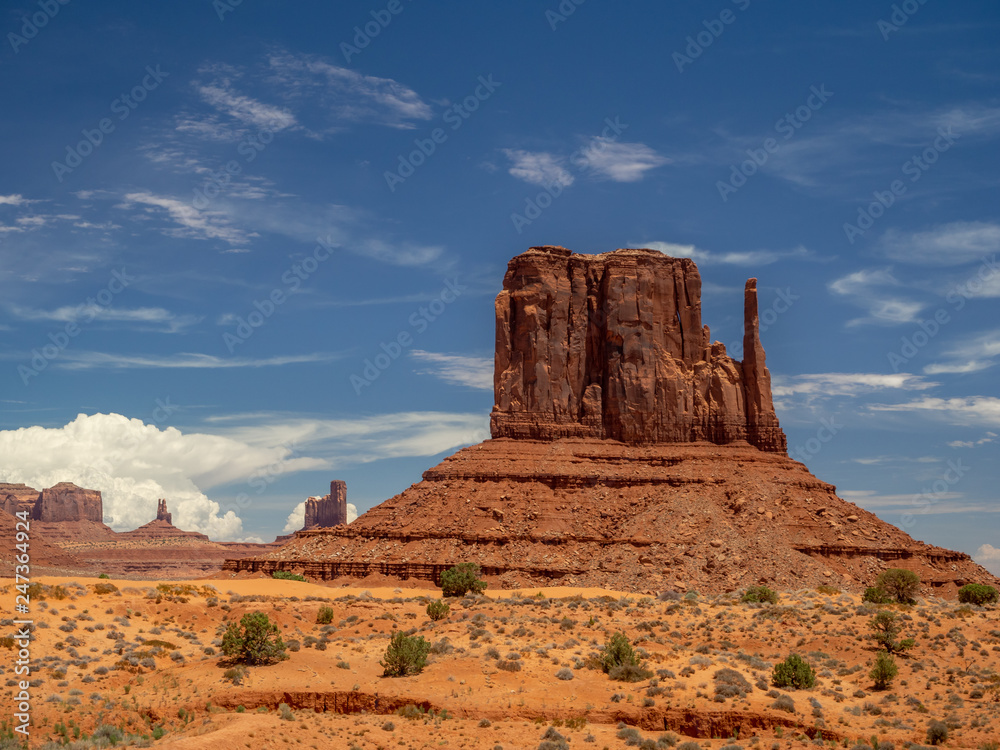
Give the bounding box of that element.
[924,329,1000,375]
[878,221,1000,266]
[8,303,200,333]
[828,267,924,326]
[772,372,937,398]
[502,149,574,188]
[410,350,493,390]
[41,351,341,371]
[579,139,670,182]
[642,241,815,266]
[119,191,255,246]
[868,395,1000,427]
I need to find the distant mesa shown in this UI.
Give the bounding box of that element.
[1,480,104,523]
[228,246,998,597]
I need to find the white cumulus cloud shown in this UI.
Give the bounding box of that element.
[0,413,324,540]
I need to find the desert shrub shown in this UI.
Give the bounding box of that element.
[678,743,702,750]
[497,659,522,672]
[221,612,288,666]
[91,725,124,743]
[278,702,294,721]
[958,583,999,606]
[427,600,450,621]
[271,570,306,582]
[555,668,574,680]
[771,694,795,713]
[382,720,396,731]
[381,631,430,677]
[98,573,110,579]
[816,585,840,595]
[869,650,898,689]
[93,583,119,595]
[863,586,892,604]
[316,606,334,624]
[868,611,914,654]
[601,632,639,673]
[609,663,654,683]
[440,563,487,597]
[741,586,778,604]
[926,719,948,745]
[714,667,752,699]
[658,590,681,602]
[876,568,920,604]
[396,704,427,720]
[771,655,816,689]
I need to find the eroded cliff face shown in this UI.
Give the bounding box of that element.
[491,246,787,452]
[304,481,348,529]
[32,482,103,523]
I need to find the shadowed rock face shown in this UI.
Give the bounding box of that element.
[33,482,103,523]
[490,246,787,452]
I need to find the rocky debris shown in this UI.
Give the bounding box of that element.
[303,481,348,529]
[156,499,172,524]
[33,482,103,522]
[491,246,787,452]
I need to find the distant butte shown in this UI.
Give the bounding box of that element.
[218,245,994,596]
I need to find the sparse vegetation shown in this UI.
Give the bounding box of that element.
[868,610,915,654]
[220,612,288,665]
[380,631,431,677]
[426,599,450,621]
[771,654,816,689]
[439,563,487,597]
[958,583,998,606]
[741,585,779,604]
[869,650,898,689]
[926,719,948,745]
[316,605,334,624]
[876,568,920,604]
[271,570,306,582]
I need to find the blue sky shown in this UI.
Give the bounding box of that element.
[1,1,998,570]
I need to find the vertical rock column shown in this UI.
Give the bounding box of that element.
[742,279,788,453]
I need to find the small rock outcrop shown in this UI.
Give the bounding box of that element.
[32,482,103,523]
[156,499,172,524]
[491,246,787,452]
[303,481,348,529]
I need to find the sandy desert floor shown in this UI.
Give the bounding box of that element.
[1,575,999,749]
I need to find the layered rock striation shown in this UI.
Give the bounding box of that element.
[491,246,786,452]
[33,482,103,522]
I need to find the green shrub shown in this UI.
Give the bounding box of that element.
[863,586,891,604]
[439,563,487,597]
[316,605,334,624]
[93,582,119,595]
[426,599,450,621]
[98,573,110,579]
[609,663,653,682]
[223,666,247,685]
[926,719,948,745]
[868,610,914,655]
[771,654,816,689]
[958,583,999,606]
[869,650,898,690]
[876,568,920,604]
[221,612,288,665]
[272,570,306,582]
[381,631,431,677]
[741,586,779,604]
[600,632,639,673]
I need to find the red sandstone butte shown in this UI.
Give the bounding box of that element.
[225,246,996,597]
[33,481,103,523]
[491,246,786,451]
